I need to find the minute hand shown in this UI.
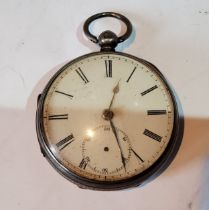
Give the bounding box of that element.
[109,119,127,171]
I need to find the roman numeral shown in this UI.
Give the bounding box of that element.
[131,148,144,162]
[143,129,162,142]
[123,136,128,141]
[79,157,90,170]
[126,67,136,82]
[141,85,158,96]
[75,67,89,83]
[48,114,68,120]
[105,60,112,77]
[55,90,73,99]
[102,168,108,174]
[104,126,110,131]
[56,134,74,151]
[147,110,167,115]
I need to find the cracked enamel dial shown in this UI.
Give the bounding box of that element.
[42,53,174,182]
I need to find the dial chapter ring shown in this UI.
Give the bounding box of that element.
[36,51,183,190]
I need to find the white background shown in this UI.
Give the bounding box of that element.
[0,0,209,209]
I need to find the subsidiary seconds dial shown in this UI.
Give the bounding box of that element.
[82,125,131,176]
[41,53,174,182]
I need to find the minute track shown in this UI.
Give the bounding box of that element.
[39,52,177,186]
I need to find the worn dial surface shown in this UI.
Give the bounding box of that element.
[42,53,174,181]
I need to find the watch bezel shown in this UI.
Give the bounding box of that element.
[36,51,184,190]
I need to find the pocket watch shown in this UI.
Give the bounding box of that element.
[36,12,184,190]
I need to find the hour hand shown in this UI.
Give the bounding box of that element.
[108,80,120,110]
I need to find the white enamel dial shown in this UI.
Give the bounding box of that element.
[42,53,174,181]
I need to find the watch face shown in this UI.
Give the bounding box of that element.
[39,52,175,183]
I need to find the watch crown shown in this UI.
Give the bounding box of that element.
[98,30,118,51]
